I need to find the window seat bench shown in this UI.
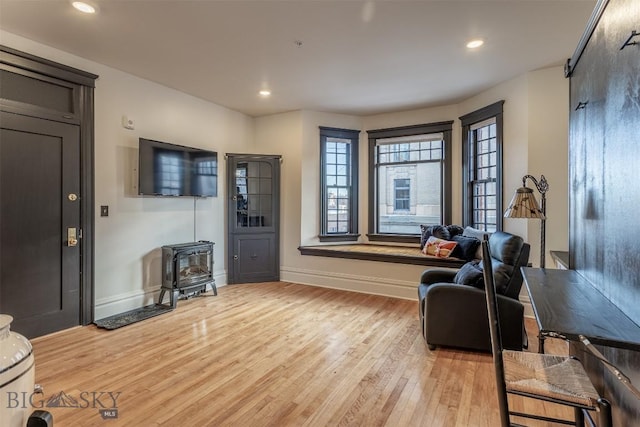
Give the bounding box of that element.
[298,244,466,268]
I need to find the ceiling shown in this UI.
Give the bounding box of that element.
[0,0,596,117]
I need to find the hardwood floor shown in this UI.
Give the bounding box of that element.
[29,282,570,426]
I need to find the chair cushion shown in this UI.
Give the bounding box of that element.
[489,231,524,265]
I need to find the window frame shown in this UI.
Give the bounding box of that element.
[460,100,504,232]
[393,178,411,212]
[319,126,360,242]
[367,121,453,243]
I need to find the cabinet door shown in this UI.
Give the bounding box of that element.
[568,8,608,280]
[570,0,640,292]
[227,155,280,284]
[598,0,640,317]
[231,233,278,284]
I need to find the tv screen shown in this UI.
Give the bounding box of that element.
[138,138,218,197]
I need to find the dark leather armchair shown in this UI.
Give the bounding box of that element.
[417,231,530,352]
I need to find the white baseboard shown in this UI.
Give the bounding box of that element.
[94,272,227,320]
[94,266,533,320]
[282,266,535,317]
[281,266,417,300]
[521,293,534,318]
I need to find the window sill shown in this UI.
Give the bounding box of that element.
[298,243,466,268]
[366,234,420,244]
[318,233,360,243]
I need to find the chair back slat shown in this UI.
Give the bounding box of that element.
[482,237,511,427]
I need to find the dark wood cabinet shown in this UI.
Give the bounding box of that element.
[226,154,281,284]
[567,0,640,422]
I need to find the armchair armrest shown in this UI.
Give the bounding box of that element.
[424,283,524,351]
[419,269,457,285]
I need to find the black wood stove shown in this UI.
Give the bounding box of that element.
[158,241,216,308]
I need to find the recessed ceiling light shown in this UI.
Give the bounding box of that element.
[72,1,96,14]
[466,39,484,49]
[259,90,271,97]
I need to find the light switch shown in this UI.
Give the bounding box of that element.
[100,205,109,217]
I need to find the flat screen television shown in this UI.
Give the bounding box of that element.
[138,138,218,197]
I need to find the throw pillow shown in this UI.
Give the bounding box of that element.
[453,261,484,289]
[446,224,464,237]
[479,259,514,294]
[450,235,481,261]
[462,226,491,259]
[423,236,458,258]
[419,225,451,249]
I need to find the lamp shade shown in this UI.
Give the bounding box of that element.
[504,186,546,219]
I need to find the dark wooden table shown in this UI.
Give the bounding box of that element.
[522,267,640,353]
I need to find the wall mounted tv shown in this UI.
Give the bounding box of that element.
[138,138,218,197]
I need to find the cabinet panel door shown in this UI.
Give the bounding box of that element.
[227,155,280,284]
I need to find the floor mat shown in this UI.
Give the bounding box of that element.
[94,304,173,330]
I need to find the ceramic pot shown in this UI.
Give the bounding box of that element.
[0,314,35,427]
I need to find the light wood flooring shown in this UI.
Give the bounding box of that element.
[30,282,571,426]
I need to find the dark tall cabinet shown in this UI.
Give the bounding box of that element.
[226,154,281,284]
[566,0,640,422]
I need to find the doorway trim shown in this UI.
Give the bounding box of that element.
[1,45,98,325]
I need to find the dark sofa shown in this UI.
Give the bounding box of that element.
[417,231,530,352]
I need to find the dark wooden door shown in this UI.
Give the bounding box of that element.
[227,154,280,283]
[0,111,81,337]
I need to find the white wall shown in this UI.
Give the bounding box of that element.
[270,69,569,302]
[256,111,431,301]
[92,72,253,318]
[2,30,570,311]
[254,111,303,269]
[456,68,569,316]
[300,111,363,246]
[527,67,570,267]
[457,67,569,268]
[458,73,530,242]
[1,31,254,318]
[362,105,462,224]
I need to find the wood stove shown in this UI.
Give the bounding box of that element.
[158,241,216,308]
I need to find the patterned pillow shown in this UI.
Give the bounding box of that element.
[423,236,458,258]
[419,225,451,249]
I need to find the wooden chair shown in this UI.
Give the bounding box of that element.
[481,238,612,427]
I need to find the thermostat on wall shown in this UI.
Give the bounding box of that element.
[122,115,135,130]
